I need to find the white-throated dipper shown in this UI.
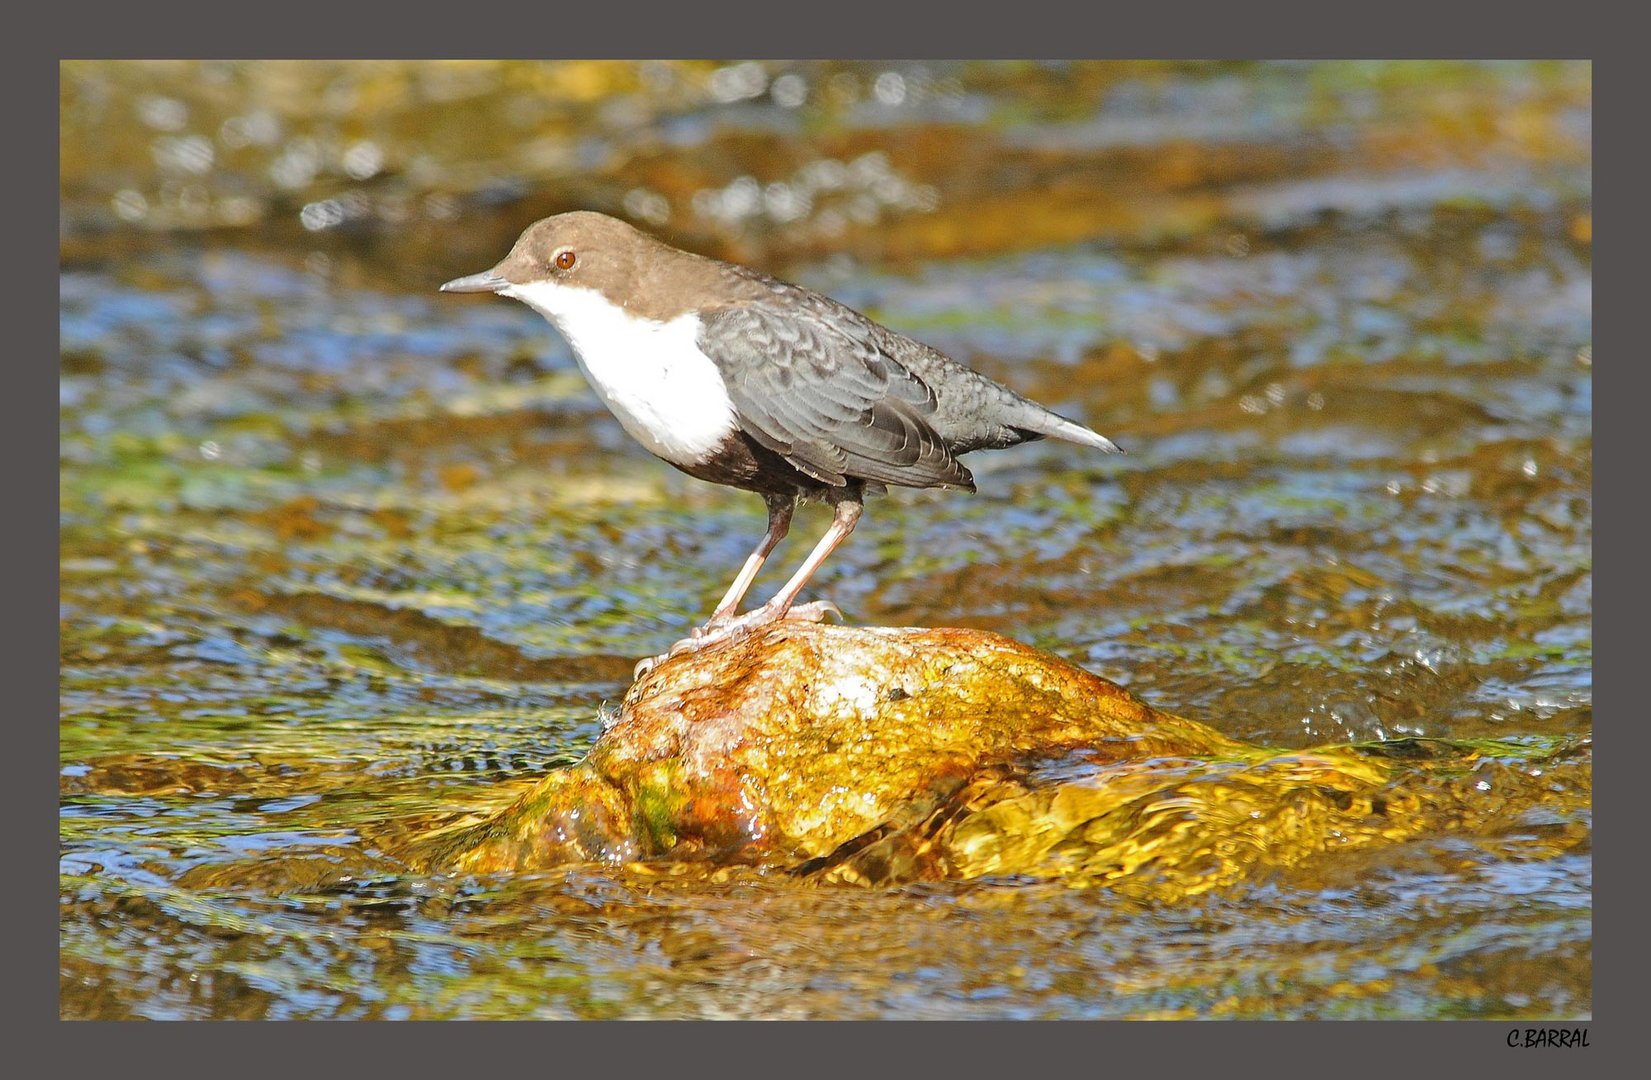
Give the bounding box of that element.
[441,212,1120,669]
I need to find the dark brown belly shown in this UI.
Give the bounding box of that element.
[667,430,834,497]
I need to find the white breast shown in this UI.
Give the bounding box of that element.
[503,280,738,466]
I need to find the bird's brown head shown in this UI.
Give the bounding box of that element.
[440,211,708,320]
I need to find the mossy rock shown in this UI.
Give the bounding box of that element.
[405,623,1590,901]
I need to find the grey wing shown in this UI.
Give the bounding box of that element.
[698,302,975,491]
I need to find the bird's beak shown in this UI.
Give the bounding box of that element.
[439,269,510,294]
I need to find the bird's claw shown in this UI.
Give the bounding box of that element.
[780,600,843,625]
[633,601,846,679]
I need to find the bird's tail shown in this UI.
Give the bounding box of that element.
[1026,412,1123,454]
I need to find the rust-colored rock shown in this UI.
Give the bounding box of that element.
[404,623,1589,899]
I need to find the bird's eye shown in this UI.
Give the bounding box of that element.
[554,250,577,271]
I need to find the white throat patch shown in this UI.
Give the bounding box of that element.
[503,280,738,466]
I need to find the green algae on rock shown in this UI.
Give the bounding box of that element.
[404,623,1588,898]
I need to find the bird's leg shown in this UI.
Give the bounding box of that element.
[635,491,861,678]
[679,492,862,640]
[697,493,794,632]
[743,492,862,626]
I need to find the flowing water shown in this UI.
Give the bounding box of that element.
[59,60,1591,1019]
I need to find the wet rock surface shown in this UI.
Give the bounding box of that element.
[408,624,1587,904]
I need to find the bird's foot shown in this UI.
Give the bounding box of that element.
[633,601,844,679]
[691,599,842,641]
[779,600,844,625]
